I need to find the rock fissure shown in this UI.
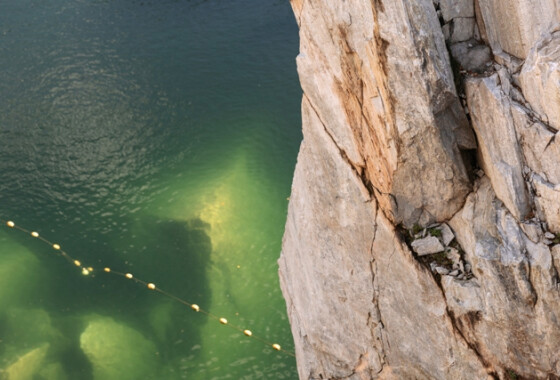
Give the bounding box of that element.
[282,0,560,377]
[304,94,371,188]
[445,307,497,378]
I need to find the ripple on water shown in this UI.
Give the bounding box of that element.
[0,0,299,378]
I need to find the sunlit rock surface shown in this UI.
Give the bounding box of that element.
[80,316,159,380]
[281,0,560,378]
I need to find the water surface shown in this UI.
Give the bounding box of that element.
[0,1,301,378]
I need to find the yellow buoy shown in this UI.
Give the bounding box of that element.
[125,273,133,279]
[6,221,15,228]
[147,283,156,290]
[52,243,61,250]
[104,267,111,272]
[87,267,93,272]
[243,330,252,337]
[31,231,39,238]
[74,260,81,267]
[82,268,90,276]
[219,318,228,325]
[272,344,281,351]
[191,304,200,312]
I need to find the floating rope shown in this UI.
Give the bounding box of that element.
[0,218,295,358]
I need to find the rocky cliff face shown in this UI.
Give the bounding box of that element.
[279,0,560,379]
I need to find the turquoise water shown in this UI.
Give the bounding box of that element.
[0,1,301,378]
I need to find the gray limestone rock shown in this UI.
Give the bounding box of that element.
[279,97,383,379]
[532,174,560,233]
[450,40,492,72]
[449,17,475,43]
[435,266,450,275]
[521,221,543,243]
[294,0,472,227]
[439,0,474,22]
[519,27,560,131]
[477,0,559,59]
[282,0,560,378]
[511,103,560,184]
[438,223,455,246]
[465,74,531,220]
[411,236,445,255]
[450,177,560,378]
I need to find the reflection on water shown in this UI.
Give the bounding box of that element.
[0,0,300,378]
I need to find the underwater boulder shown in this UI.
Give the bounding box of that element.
[0,233,43,309]
[80,315,159,380]
[38,362,68,380]
[2,308,62,349]
[4,343,49,380]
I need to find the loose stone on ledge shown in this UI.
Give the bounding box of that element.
[411,236,445,256]
[438,223,455,246]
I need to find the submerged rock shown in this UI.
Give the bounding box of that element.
[0,234,43,309]
[4,344,50,380]
[3,308,62,348]
[38,362,68,380]
[80,316,159,380]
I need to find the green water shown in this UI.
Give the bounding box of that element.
[0,0,301,378]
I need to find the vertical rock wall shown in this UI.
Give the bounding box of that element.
[280,0,560,379]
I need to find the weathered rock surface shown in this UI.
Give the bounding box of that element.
[449,177,560,378]
[450,40,492,72]
[439,0,474,22]
[281,0,560,378]
[279,96,382,379]
[519,27,560,131]
[477,0,559,59]
[292,0,471,227]
[465,74,531,220]
[532,174,560,233]
[446,17,476,43]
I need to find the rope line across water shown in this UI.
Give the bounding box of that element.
[0,218,295,358]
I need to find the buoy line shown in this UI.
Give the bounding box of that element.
[0,217,295,358]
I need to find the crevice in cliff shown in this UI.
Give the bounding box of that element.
[366,208,389,376]
[445,307,499,379]
[506,82,558,136]
[395,218,497,376]
[393,215,503,375]
[369,252,388,376]
[303,95,378,205]
[432,270,498,378]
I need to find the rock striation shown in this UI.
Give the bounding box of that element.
[280,0,560,379]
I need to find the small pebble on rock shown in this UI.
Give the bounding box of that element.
[435,266,450,275]
[545,232,556,239]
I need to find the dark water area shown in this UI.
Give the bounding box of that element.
[0,0,301,378]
